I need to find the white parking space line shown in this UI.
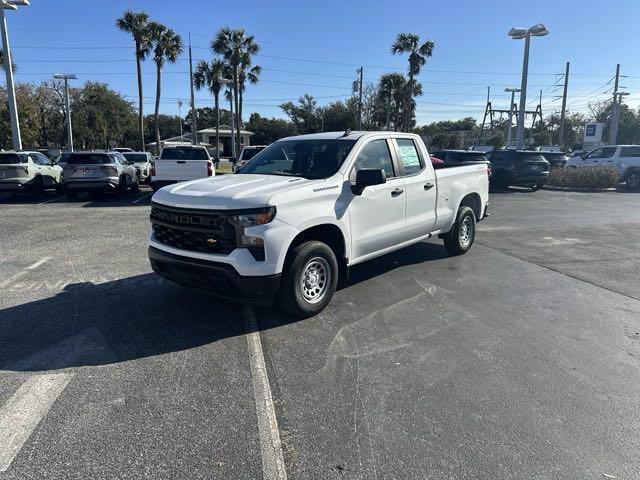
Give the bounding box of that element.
[243,306,288,480]
[0,373,73,472]
[37,196,64,205]
[0,256,52,288]
[131,192,152,204]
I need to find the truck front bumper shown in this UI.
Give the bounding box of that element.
[148,246,281,306]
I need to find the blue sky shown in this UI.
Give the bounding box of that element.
[4,0,640,125]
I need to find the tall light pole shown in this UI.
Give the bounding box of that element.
[177,99,183,142]
[508,23,548,149]
[1,0,29,151]
[504,87,520,147]
[53,74,76,152]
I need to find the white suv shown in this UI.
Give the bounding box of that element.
[0,151,63,196]
[565,145,640,190]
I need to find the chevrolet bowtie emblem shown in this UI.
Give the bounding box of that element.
[206,237,217,244]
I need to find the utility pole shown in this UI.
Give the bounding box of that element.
[0,2,23,151]
[504,87,520,147]
[54,74,77,152]
[188,33,198,146]
[479,86,491,141]
[612,91,629,145]
[558,61,570,149]
[356,67,363,130]
[608,64,621,145]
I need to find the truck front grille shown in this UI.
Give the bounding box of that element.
[150,203,236,255]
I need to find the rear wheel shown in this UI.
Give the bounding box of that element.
[443,206,476,256]
[279,241,338,318]
[626,171,640,191]
[531,184,543,191]
[65,189,78,201]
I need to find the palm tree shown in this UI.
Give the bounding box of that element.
[194,58,228,162]
[212,27,260,156]
[116,10,151,151]
[391,33,434,131]
[148,22,183,152]
[238,58,261,130]
[378,73,405,131]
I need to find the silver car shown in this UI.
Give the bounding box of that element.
[62,152,139,200]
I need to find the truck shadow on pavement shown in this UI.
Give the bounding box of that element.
[0,241,453,372]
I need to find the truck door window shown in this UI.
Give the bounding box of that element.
[350,139,395,182]
[394,138,423,175]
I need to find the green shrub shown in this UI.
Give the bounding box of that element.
[548,166,620,189]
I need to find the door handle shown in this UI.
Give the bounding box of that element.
[177,161,186,164]
[424,182,434,190]
[391,188,404,197]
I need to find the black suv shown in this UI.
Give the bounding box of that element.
[486,150,550,190]
[430,150,490,168]
[540,151,569,169]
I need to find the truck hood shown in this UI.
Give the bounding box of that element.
[151,174,320,210]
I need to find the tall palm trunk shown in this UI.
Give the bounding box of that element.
[214,92,220,161]
[239,87,243,137]
[135,41,145,151]
[154,63,162,153]
[404,72,415,132]
[233,65,241,156]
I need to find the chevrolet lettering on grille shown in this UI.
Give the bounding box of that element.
[151,208,220,227]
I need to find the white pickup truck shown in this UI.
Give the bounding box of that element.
[148,131,489,317]
[150,144,214,191]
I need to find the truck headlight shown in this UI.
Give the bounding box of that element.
[229,207,276,260]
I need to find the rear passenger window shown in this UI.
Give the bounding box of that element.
[395,139,423,175]
[621,147,640,157]
[351,139,395,181]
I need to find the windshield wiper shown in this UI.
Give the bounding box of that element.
[269,171,300,177]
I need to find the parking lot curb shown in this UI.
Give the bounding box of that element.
[543,185,617,193]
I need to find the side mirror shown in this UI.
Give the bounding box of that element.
[353,168,386,194]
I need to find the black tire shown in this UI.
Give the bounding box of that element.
[490,173,509,191]
[131,178,140,193]
[443,206,476,256]
[279,240,339,318]
[626,171,640,191]
[117,175,128,195]
[30,176,44,198]
[65,189,78,201]
[531,184,543,191]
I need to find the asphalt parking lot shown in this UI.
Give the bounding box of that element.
[1,187,640,479]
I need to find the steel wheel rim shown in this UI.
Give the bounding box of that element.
[300,257,331,304]
[629,173,640,189]
[459,216,474,248]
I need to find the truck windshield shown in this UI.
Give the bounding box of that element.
[237,139,356,179]
[123,153,148,163]
[160,148,208,160]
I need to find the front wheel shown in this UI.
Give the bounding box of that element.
[626,171,640,191]
[279,241,339,318]
[443,206,476,256]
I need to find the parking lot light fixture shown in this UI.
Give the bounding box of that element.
[1,0,29,151]
[54,74,77,152]
[509,23,549,149]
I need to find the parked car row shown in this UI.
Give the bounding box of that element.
[0,150,151,199]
